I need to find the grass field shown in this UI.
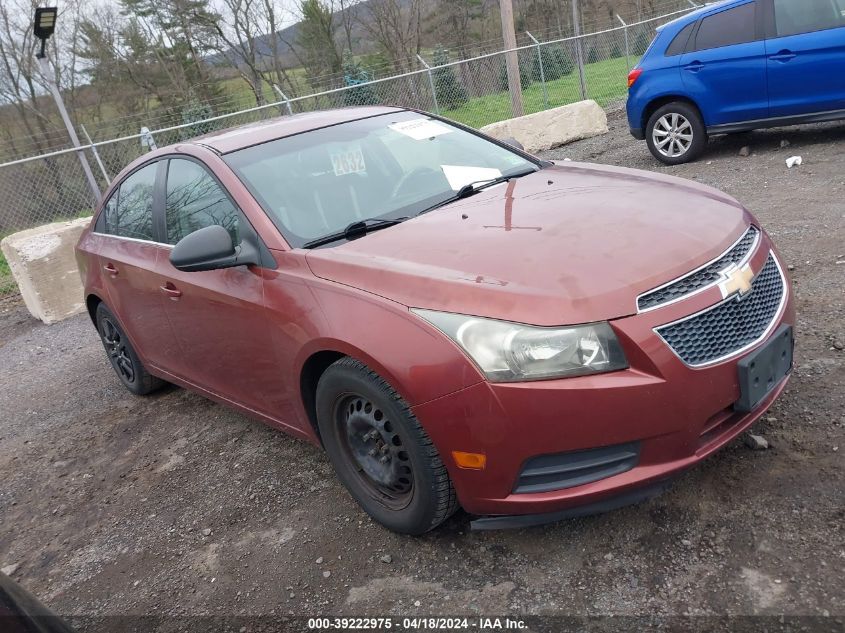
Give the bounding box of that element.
[0,247,13,296]
[445,56,636,128]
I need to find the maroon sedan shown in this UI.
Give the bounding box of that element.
[75,107,795,534]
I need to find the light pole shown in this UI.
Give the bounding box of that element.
[33,7,101,205]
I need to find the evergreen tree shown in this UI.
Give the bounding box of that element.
[499,52,533,91]
[342,56,379,106]
[180,98,216,139]
[432,48,468,110]
[119,0,223,105]
[298,0,344,89]
[533,46,573,82]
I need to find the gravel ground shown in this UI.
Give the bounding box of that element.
[0,110,843,631]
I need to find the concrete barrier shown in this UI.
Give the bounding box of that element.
[480,100,609,153]
[1,217,91,324]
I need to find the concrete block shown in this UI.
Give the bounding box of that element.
[1,217,91,324]
[480,100,608,153]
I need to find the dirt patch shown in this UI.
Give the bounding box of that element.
[0,111,842,627]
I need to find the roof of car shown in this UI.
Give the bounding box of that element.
[191,106,405,154]
[657,0,739,31]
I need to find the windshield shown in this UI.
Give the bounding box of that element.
[223,111,538,248]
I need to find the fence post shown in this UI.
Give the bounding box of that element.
[572,0,588,100]
[37,56,101,205]
[140,127,158,152]
[79,124,111,186]
[272,84,294,116]
[526,32,549,111]
[416,54,440,115]
[616,15,631,73]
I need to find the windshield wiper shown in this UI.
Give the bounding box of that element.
[302,217,410,249]
[417,167,539,216]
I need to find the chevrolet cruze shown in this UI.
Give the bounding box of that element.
[75,107,795,534]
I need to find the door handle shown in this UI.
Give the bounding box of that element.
[160,283,183,299]
[770,50,796,63]
[103,263,118,276]
[684,61,704,72]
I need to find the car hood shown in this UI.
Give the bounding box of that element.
[305,162,751,326]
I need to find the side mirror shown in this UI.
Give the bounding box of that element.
[170,225,258,272]
[501,137,525,151]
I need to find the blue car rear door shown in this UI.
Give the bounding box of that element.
[679,1,769,126]
[764,0,845,117]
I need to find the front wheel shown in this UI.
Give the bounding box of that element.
[316,358,458,534]
[646,102,707,165]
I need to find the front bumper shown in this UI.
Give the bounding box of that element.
[412,246,795,523]
[630,126,645,140]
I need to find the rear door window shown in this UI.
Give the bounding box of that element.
[165,158,240,245]
[104,162,157,241]
[693,3,758,51]
[773,0,845,36]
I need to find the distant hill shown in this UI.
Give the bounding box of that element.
[207,0,401,69]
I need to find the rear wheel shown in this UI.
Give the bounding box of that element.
[95,303,165,396]
[646,102,707,165]
[316,357,458,534]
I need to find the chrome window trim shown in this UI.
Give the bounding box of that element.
[92,232,173,249]
[636,225,761,313]
[653,253,788,369]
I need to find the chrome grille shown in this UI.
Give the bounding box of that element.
[656,254,785,367]
[638,226,760,311]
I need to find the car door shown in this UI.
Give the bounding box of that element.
[95,161,181,372]
[764,0,845,117]
[156,156,282,416]
[680,1,769,125]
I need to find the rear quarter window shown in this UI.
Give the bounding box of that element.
[665,22,696,56]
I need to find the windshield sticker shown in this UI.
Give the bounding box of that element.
[331,148,366,176]
[389,119,453,141]
[441,165,502,191]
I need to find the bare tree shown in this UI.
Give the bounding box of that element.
[357,0,424,73]
[202,0,271,106]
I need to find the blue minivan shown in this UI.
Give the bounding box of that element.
[626,0,845,164]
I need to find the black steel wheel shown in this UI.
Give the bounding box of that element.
[336,393,414,510]
[316,357,458,534]
[95,303,165,396]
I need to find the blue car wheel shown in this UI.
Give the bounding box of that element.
[646,102,707,165]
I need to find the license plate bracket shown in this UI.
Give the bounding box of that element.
[735,325,794,413]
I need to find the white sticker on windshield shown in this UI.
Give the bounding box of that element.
[389,118,453,140]
[441,165,502,191]
[331,148,366,176]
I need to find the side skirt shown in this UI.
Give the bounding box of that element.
[708,109,845,135]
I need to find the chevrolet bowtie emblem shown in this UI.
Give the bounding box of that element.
[719,263,755,299]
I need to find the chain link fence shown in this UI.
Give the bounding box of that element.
[0,7,696,298]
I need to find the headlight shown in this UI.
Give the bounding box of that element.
[413,309,628,382]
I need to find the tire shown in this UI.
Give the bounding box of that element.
[316,357,459,535]
[95,303,166,396]
[645,102,707,165]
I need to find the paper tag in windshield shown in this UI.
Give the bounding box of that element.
[441,165,502,191]
[331,148,366,176]
[389,119,452,140]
